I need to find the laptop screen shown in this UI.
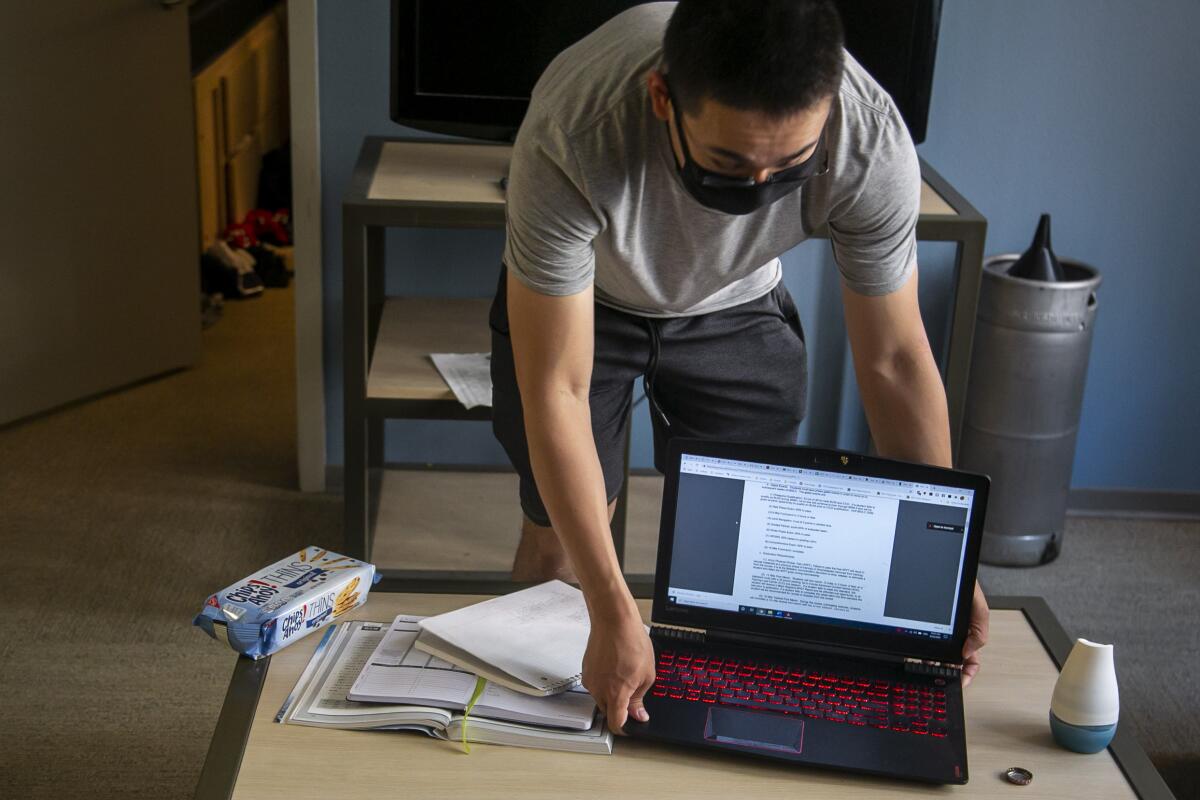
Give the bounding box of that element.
[664,453,976,643]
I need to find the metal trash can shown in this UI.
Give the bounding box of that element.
[958,222,1101,566]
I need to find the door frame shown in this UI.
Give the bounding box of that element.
[288,0,326,492]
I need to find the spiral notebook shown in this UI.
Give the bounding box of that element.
[414,580,589,697]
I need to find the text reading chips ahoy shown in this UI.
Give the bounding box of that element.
[194,547,378,659]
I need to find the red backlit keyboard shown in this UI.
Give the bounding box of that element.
[650,649,950,738]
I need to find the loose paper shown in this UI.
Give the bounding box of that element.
[431,353,492,409]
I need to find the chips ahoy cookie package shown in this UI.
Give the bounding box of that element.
[194,547,378,659]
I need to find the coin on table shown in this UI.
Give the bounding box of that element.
[1004,767,1033,785]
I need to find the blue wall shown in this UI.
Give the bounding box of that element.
[917,0,1200,491]
[319,0,1200,490]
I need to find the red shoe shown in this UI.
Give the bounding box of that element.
[244,208,290,246]
[224,221,258,249]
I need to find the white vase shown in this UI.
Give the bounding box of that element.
[1049,638,1119,753]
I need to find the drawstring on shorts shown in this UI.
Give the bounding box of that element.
[643,317,671,429]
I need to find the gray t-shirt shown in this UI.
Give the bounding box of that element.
[502,2,921,317]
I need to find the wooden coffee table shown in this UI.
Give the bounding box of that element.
[194,594,1174,799]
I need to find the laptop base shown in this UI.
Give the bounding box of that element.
[625,635,968,785]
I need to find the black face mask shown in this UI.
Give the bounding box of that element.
[666,84,828,216]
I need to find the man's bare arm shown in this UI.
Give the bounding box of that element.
[505,271,656,727]
[506,274,616,596]
[841,269,950,468]
[841,268,989,685]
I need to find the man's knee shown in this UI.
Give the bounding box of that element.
[521,514,555,539]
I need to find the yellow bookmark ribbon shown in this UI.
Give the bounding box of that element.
[460,677,487,754]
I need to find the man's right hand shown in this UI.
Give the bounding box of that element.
[504,272,657,730]
[582,595,656,733]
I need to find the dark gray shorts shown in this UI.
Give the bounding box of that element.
[490,266,807,527]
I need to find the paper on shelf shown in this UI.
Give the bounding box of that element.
[431,353,492,409]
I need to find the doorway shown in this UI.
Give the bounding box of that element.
[191,0,325,490]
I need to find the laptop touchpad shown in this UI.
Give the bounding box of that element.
[703,707,805,754]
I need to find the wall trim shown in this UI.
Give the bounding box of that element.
[288,0,326,492]
[1068,488,1200,520]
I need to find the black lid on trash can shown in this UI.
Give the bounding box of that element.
[1008,214,1065,281]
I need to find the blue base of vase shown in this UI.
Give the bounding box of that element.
[1050,710,1117,753]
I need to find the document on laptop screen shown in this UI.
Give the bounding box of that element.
[666,455,974,641]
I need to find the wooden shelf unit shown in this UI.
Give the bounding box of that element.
[365,297,492,421]
[342,137,986,594]
[369,469,665,587]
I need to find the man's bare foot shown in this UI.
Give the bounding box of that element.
[511,517,578,583]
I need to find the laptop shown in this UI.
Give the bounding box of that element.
[624,438,989,784]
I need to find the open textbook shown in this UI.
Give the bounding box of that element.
[277,619,611,755]
[415,580,589,696]
[350,616,595,729]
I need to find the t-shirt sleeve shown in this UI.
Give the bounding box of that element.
[827,103,921,296]
[502,109,602,296]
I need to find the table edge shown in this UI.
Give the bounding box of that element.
[195,655,270,800]
[192,595,1176,800]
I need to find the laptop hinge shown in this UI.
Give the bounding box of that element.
[701,628,902,666]
[650,623,707,644]
[903,658,963,678]
[653,626,963,674]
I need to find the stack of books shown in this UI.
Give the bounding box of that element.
[277,581,610,754]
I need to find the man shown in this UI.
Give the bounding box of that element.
[490,0,989,733]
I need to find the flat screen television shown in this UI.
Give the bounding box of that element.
[391,0,941,143]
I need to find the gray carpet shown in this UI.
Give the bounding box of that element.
[0,287,341,799]
[0,285,1195,798]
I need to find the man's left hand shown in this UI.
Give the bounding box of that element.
[962,580,989,687]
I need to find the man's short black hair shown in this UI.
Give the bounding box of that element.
[663,0,845,117]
